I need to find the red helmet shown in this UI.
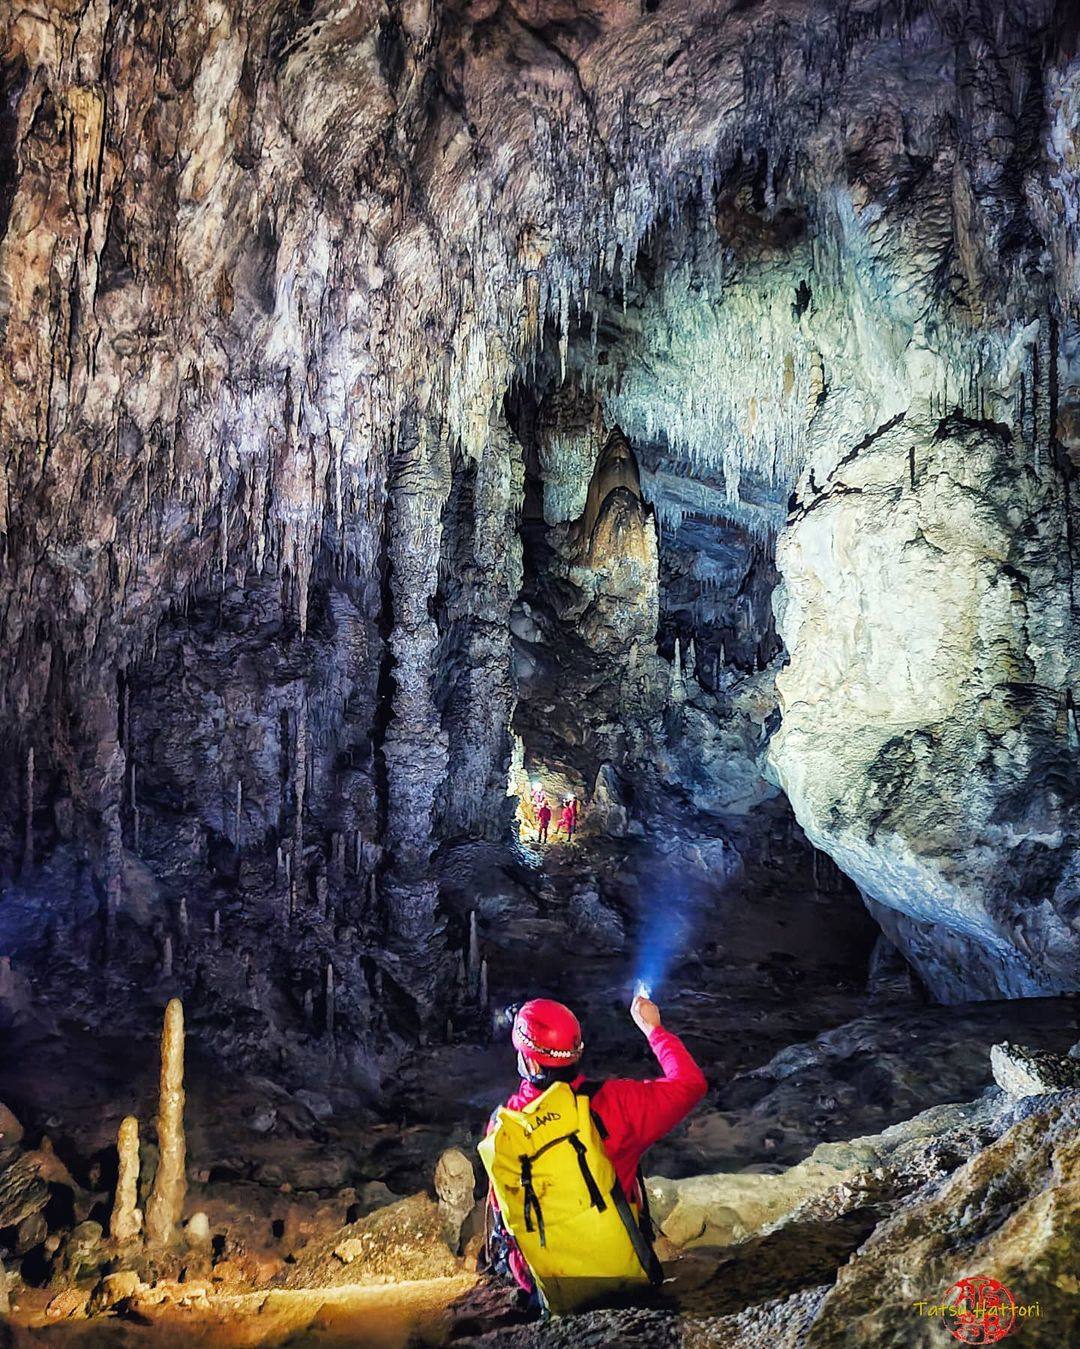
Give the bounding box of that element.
[512,999,583,1066]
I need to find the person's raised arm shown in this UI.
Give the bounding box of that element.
[608,995,707,1153]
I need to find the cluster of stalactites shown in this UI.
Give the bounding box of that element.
[2,0,1070,721]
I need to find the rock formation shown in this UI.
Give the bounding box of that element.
[772,413,1079,1000]
[990,1041,1080,1096]
[108,1116,142,1245]
[145,999,187,1247]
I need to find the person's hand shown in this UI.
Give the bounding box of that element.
[631,994,662,1035]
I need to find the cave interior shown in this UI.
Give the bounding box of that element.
[0,0,1079,1343]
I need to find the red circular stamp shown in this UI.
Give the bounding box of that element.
[942,1276,1017,1344]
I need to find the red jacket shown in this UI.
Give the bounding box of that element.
[492,1026,707,1288]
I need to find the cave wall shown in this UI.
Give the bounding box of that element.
[1,0,1078,1011]
[772,414,1079,1001]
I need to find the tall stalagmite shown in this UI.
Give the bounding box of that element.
[145,999,186,1246]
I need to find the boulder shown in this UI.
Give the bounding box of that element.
[434,1148,477,1249]
[51,1221,105,1285]
[89,1269,143,1313]
[45,1287,90,1320]
[568,885,625,950]
[0,1102,24,1149]
[284,1193,459,1289]
[990,1042,1080,1097]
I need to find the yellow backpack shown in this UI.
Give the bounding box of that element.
[478,1080,662,1314]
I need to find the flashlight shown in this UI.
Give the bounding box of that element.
[634,979,652,1000]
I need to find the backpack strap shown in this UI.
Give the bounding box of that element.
[575,1079,609,1139]
[636,1163,656,1243]
[610,1177,664,1286]
[567,1134,607,1213]
[519,1155,547,1247]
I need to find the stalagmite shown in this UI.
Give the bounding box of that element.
[325,964,335,1038]
[109,1116,142,1244]
[161,935,173,978]
[106,875,122,952]
[178,897,189,943]
[234,779,242,850]
[22,747,33,873]
[468,912,480,990]
[671,638,686,703]
[212,910,221,946]
[145,999,187,1247]
[479,958,489,1008]
[291,696,308,902]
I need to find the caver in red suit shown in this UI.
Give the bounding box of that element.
[485,996,707,1294]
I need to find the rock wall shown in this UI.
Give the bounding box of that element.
[771,414,1079,1000]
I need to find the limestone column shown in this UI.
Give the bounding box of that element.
[443,419,525,839]
[109,1116,142,1243]
[145,999,186,1245]
[381,411,452,1010]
